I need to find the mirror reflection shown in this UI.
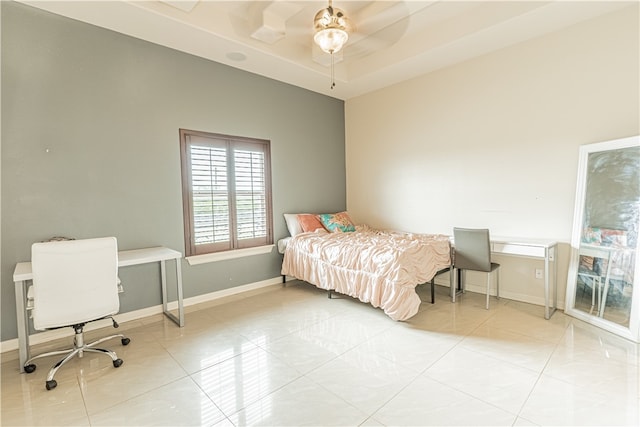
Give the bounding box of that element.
[573,146,639,328]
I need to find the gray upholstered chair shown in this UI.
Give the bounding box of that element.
[453,227,500,309]
[23,237,130,390]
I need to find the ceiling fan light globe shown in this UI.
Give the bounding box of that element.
[314,28,348,54]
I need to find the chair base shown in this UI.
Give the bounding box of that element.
[423,267,452,304]
[451,265,500,309]
[577,273,603,316]
[23,324,130,390]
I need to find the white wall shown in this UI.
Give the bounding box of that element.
[345,5,639,307]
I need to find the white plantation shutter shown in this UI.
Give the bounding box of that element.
[190,143,230,247]
[234,146,268,246]
[180,130,273,256]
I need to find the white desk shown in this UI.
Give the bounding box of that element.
[450,237,558,319]
[13,246,184,372]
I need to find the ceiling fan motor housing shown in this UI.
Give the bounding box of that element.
[313,5,351,54]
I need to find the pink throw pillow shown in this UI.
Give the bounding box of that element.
[297,214,325,233]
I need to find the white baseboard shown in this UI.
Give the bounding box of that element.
[0,276,284,354]
[433,277,564,308]
[2,274,562,355]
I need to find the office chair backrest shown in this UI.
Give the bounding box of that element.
[453,228,492,272]
[31,237,119,330]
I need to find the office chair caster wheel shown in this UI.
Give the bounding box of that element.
[45,380,57,390]
[113,358,123,368]
[24,364,36,374]
[121,338,130,346]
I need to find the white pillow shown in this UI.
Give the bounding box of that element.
[284,213,304,237]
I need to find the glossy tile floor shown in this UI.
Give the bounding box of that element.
[2,281,639,426]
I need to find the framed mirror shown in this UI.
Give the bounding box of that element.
[565,135,640,342]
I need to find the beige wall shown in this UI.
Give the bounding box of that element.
[345,5,639,307]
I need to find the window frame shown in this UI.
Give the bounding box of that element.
[179,129,273,258]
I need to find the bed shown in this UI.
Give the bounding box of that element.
[279,212,452,321]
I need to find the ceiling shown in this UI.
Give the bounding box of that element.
[20,1,635,100]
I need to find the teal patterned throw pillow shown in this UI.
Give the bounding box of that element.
[318,212,356,233]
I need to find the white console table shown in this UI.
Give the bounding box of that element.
[13,246,184,372]
[450,237,558,319]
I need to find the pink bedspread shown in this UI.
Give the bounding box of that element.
[281,226,451,321]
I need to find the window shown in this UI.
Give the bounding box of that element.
[180,129,273,257]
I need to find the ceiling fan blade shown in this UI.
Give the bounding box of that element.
[342,0,427,60]
[345,8,412,59]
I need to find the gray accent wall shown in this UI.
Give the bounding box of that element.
[1,1,346,341]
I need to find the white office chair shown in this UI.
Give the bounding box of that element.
[453,227,500,309]
[23,237,130,390]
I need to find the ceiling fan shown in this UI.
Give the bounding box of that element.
[312,0,352,89]
[312,0,413,89]
[230,1,414,89]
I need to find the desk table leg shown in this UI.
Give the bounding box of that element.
[553,245,558,315]
[543,245,558,320]
[544,251,550,319]
[175,259,184,327]
[160,259,185,327]
[15,280,30,372]
[160,260,167,313]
